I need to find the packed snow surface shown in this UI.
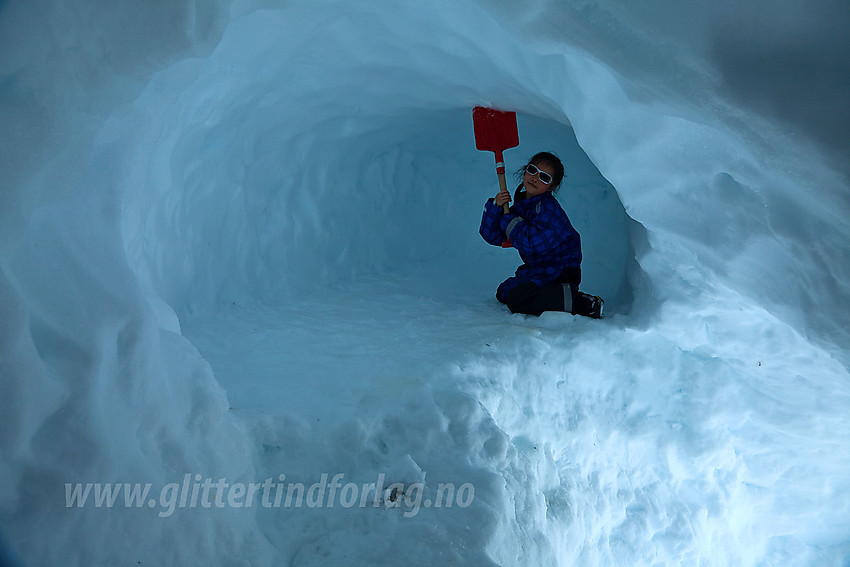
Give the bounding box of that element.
[2,1,850,566]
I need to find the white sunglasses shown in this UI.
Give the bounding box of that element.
[525,163,553,184]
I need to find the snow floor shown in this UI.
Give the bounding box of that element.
[182,267,850,565]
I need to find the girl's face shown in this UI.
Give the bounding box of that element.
[523,161,556,197]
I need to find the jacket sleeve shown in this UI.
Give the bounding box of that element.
[479,199,508,246]
[499,200,576,256]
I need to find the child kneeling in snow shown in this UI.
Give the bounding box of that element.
[479,151,603,318]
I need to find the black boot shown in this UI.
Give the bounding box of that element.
[573,291,604,319]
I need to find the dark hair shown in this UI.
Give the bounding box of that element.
[514,151,565,192]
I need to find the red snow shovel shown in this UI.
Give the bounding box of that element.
[473,106,519,247]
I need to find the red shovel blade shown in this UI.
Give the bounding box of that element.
[473,107,518,248]
[473,107,519,154]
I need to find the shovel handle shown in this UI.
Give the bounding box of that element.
[493,151,512,247]
[493,149,510,214]
[497,171,510,214]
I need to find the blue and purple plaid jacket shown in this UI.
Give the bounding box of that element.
[479,190,581,298]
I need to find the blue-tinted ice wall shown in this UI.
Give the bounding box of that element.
[114,8,641,314]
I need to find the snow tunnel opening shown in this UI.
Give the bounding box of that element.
[114,6,647,320]
[122,103,642,318]
[124,102,648,421]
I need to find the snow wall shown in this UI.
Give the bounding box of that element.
[1,0,849,565]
